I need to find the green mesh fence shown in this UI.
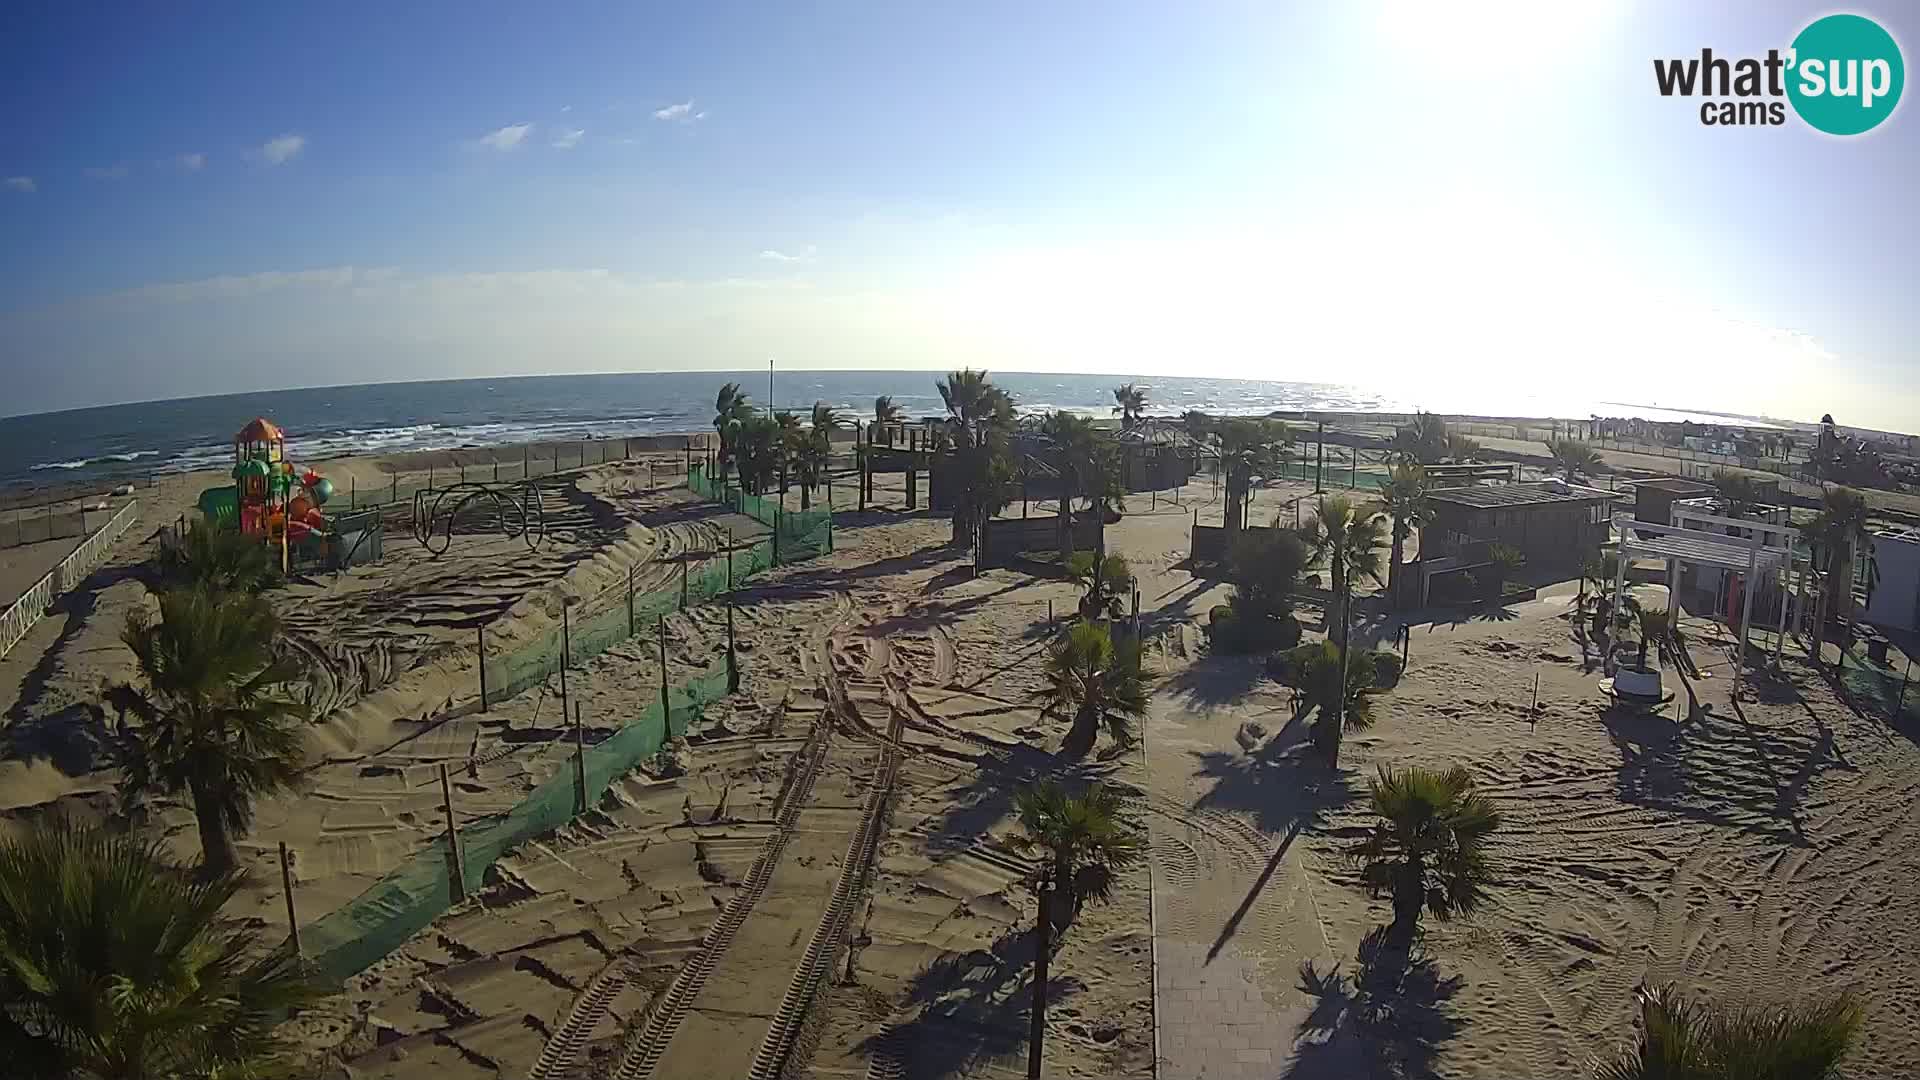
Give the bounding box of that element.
[1839,646,1918,725]
[688,463,833,559]
[295,461,828,985]
[302,662,730,984]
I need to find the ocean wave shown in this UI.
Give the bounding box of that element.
[30,450,160,471]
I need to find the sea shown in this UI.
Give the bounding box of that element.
[0,370,1786,495]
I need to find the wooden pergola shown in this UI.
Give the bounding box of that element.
[1613,512,1800,676]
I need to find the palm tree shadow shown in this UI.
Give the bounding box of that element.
[1286,925,1464,1079]
[1190,739,1356,835]
[1469,604,1520,623]
[858,925,1086,1079]
[1160,653,1267,708]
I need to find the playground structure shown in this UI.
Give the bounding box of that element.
[408,481,549,557]
[195,417,354,569]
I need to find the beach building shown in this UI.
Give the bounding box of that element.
[1867,527,1920,634]
[1409,480,1621,605]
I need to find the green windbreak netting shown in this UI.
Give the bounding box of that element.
[297,463,832,985]
[302,662,731,984]
[688,463,833,560]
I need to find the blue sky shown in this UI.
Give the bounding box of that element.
[1,1,1915,429]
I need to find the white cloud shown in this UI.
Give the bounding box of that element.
[759,246,818,263]
[652,101,705,123]
[3,176,34,193]
[551,128,586,150]
[560,104,572,113]
[175,152,206,171]
[476,123,533,151]
[260,134,306,165]
[84,164,129,180]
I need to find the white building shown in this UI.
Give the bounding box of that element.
[1866,527,1920,633]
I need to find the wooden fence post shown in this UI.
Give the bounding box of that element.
[476,627,488,711]
[573,700,589,815]
[279,842,302,958]
[439,764,468,902]
[657,615,671,724]
[725,595,741,687]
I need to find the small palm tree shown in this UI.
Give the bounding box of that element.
[1377,461,1433,608]
[108,589,307,875]
[1390,411,1451,464]
[1487,543,1527,597]
[1711,468,1768,517]
[1799,486,1873,641]
[1276,640,1385,763]
[1009,781,1143,926]
[1037,622,1151,757]
[789,401,841,510]
[1111,383,1147,429]
[1302,493,1388,650]
[1348,764,1501,933]
[155,519,279,593]
[713,382,754,474]
[1545,437,1603,480]
[0,820,319,1079]
[1211,418,1292,535]
[1041,411,1100,565]
[936,369,1017,545]
[731,414,782,494]
[1066,551,1132,622]
[873,394,905,428]
[1595,982,1863,1080]
[1007,781,1143,1080]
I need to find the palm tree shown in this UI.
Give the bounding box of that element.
[1545,437,1603,480]
[1066,551,1132,622]
[936,369,1017,546]
[1711,468,1768,517]
[107,588,307,876]
[154,519,279,593]
[1111,383,1146,429]
[1595,982,1863,1080]
[873,394,905,428]
[1037,622,1151,757]
[1799,486,1873,651]
[1779,432,1797,461]
[1347,764,1501,934]
[1390,411,1450,464]
[1486,543,1526,598]
[731,414,782,494]
[1009,781,1143,927]
[789,401,841,510]
[1007,781,1143,1080]
[0,820,319,1079]
[1040,411,1100,566]
[1302,493,1388,652]
[713,382,754,475]
[1377,461,1433,609]
[1274,640,1386,763]
[1211,418,1291,535]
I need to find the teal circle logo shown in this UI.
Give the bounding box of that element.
[1787,14,1904,135]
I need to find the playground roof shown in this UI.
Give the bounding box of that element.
[236,417,284,443]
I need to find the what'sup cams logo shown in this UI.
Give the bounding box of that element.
[1655,13,1904,134]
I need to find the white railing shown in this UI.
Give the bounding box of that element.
[0,572,56,659]
[0,499,139,659]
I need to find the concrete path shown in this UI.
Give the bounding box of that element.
[1144,693,1359,1079]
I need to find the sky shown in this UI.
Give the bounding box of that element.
[1,1,1915,430]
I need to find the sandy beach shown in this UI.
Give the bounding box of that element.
[2,431,1916,1080]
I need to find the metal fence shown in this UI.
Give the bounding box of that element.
[0,499,140,658]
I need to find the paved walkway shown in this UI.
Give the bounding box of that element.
[1145,696,1356,1079]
